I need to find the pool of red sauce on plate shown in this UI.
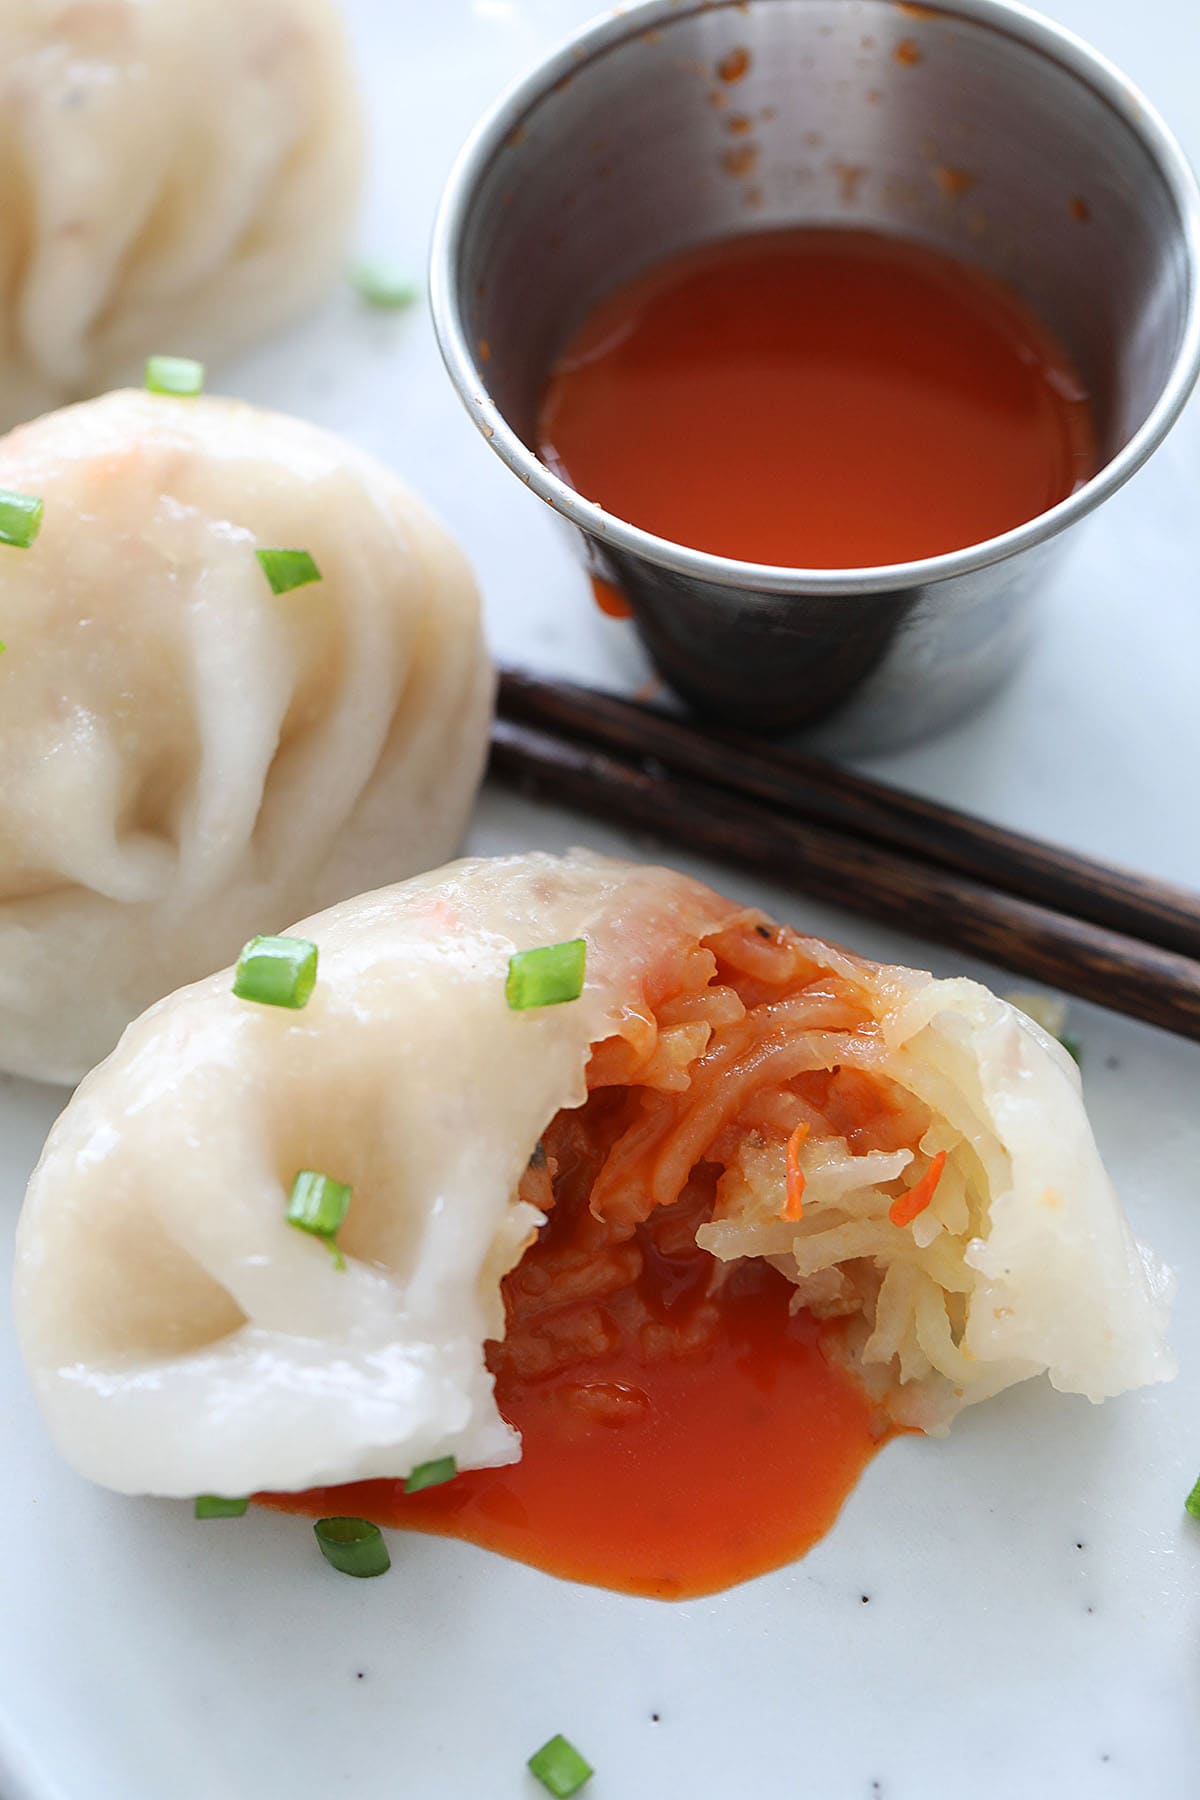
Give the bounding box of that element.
[537,227,1097,574]
[263,1179,887,1601]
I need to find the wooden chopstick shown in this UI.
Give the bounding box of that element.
[498,667,1200,962]
[489,705,1200,1043]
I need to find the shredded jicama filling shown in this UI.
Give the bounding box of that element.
[499,914,1010,1425]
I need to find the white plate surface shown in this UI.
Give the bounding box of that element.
[2,2,1199,1796]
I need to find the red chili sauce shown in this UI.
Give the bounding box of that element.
[269,1171,882,1600]
[264,915,904,1600]
[537,227,1097,571]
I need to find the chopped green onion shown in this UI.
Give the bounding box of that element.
[195,1495,248,1519]
[256,547,322,596]
[350,260,418,310]
[287,1169,352,1253]
[506,939,587,1011]
[0,489,44,550]
[1186,1476,1200,1519]
[144,354,205,397]
[288,1168,352,1267]
[233,934,318,1008]
[403,1455,457,1495]
[527,1735,593,1797]
[1060,1034,1082,1066]
[314,1517,391,1578]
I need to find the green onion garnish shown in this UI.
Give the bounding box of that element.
[288,1170,352,1235]
[144,355,205,397]
[233,934,318,1009]
[350,260,418,310]
[195,1495,248,1519]
[1186,1476,1200,1519]
[314,1517,391,1578]
[287,1169,352,1256]
[527,1735,594,1797]
[506,939,587,1011]
[0,490,44,550]
[256,548,322,596]
[403,1455,457,1495]
[1060,1034,1082,1066]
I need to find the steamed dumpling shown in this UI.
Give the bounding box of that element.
[0,0,362,428]
[0,389,492,1083]
[14,851,1172,1500]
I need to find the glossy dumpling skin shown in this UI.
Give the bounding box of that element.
[0,0,362,429]
[0,390,492,1083]
[15,853,725,1496]
[14,851,1172,1499]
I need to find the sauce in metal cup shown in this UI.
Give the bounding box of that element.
[432,0,1200,752]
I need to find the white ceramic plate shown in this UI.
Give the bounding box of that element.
[2,2,1198,1796]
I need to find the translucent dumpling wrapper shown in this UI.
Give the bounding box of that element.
[0,0,362,429]
[0,390,492,1083]
[14,851,1174,1498]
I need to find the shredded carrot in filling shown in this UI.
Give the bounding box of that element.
[498,913,934,1393]
[783,1122,811,1220]
[888,1149,947,1229]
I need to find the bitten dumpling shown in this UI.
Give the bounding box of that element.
[14,852,1173,1500]
[0,390,493,1083]
[0,0,362,429]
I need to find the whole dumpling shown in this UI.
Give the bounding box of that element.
[0,0,362,429]
[14,851,1172,1500]
[0,388,492,1083]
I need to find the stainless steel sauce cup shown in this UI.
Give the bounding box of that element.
[432,0,1200,752]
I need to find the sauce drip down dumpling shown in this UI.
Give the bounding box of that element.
[13,852,1173,1500]
[0,390,492,1083]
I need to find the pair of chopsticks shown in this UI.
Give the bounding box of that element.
[490,666,1200,1042]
